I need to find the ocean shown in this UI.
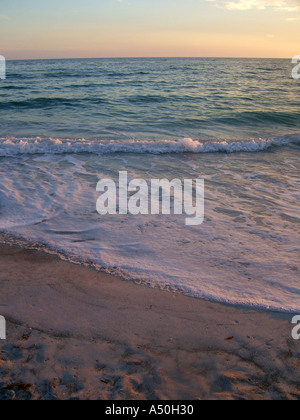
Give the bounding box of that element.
[0,57,299,312]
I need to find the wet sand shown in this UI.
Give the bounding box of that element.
[0,243,299,400]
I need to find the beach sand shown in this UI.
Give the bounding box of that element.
[0,242,299,400]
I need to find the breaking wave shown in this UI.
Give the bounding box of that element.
[0,135,299,157]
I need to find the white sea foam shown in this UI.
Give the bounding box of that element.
[0,135,298,157]
[0,146,299,313]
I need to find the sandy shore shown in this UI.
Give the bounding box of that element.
[0,243,299,400]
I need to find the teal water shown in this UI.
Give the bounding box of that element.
[1,58,300,142]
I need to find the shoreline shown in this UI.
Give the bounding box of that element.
[0,241,300,400]
[0,232,296,315]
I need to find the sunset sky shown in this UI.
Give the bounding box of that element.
[0,0,299,59]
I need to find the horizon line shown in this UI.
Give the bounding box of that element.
[5,56,291,62]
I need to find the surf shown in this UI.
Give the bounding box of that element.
[0,134,299,157]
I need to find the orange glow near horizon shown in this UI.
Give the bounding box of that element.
[0,0,299,60]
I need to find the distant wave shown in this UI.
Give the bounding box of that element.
[0,97,83,110]
[0,135,299,157]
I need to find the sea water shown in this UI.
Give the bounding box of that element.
[0,58,299,312]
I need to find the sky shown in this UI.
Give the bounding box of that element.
[0,0,299,59]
